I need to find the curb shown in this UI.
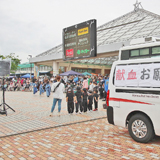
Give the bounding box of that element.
[0,116,107,139]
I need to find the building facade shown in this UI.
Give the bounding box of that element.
[15,63,52,77]
[30,4,160,77]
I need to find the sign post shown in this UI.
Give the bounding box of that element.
[63,19,97,60]
[0,60,15,115]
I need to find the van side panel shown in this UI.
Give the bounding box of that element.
[108,61,160,136]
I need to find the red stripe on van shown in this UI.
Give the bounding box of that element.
[109,98,153,105]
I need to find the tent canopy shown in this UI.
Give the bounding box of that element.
[59,70,83,76]
[82,72,92,76]
[21,74,34,78]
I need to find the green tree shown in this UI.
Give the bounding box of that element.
[0,53,21,73]
[0,55,5,59]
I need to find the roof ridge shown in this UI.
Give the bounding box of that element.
[139,8,160,19]
[97,8,160,31]
[97,10,135,30]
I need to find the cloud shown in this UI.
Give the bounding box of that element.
[0,0,160,63]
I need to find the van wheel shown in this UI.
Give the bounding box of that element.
[128,113,154,143]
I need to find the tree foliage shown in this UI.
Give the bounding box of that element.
[0,53,21,73]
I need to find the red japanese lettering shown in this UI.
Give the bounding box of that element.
[116,69,125,80]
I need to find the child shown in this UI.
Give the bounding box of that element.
[99,83,104,99]
[45,80,51,97]
[77,82,82,89]
[75,87,83,114]
[33,81,38,94]
[88,90,93,111]
[21,83,26,91]
[93,82,98,91]
[15,81,21,91]
[66,88,75,115]
[82,88,88,113]
[25,82,30,92]
[39,81,44,95]
[93,90,99,111]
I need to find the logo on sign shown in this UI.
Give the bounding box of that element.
[66,49,74,57]
[78,27,88,36]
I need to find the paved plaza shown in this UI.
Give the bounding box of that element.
[0,91,106,137]
[0,91,160,159]
[0,118,160,160]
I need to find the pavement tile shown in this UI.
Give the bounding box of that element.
[0,92,105,137]
[0,92,160,159]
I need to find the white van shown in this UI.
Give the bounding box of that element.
[107,37,160,143]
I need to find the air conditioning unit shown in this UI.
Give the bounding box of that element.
[130,37,160,45]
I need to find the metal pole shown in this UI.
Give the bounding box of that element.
[28,55,32,79]
[30,62,31,79]
[31,63,32,79]
[2,77,6,114]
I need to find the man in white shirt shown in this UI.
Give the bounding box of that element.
[50,75,65,117]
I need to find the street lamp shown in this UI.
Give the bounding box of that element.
[28,55,32,79]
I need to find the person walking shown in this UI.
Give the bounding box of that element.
[75,87,83,114]
[74,75,79,84]
[99,82,104,99]
[50,76,65,117]
[33,81,38,94]
[103,75,109,101]
[82,77,88,90]
[45,80,51,97]
[93,90,99,111]
[88,90,93,111]
[82,88,88,113]
[39,81,44,95]
[66,88,75,115]
[88,75,91,86]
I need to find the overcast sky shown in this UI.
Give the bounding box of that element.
[0,0,160,63]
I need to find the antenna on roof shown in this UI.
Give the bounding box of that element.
[134,0,143,11]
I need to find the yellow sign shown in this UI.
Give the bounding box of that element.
[78,27,88,36]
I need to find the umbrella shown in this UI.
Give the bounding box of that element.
[21,74,34,78]
[59,70,83,76]
[82,72,92,76]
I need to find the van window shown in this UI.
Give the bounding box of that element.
[152,46,160,55]
[131,50,139,57]
[140,48,149,55]
[121,50,129,60]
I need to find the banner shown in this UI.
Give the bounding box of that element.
[115,63,160,87]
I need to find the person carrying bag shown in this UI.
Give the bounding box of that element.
[50,76,65,117]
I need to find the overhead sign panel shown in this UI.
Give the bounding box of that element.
[63,19,97,60]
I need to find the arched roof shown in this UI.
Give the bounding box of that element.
[33,7,160,66]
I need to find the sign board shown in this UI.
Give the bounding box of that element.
[63,19,97,60]
[0,60,10,76]
[115,63,160,87]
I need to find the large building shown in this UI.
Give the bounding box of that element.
[30,3,160,77]
[15,63,53,77]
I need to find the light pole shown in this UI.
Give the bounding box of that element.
[28,55,32,79]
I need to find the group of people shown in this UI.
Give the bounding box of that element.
[49,74,109,116]
[66,87,99,115]
[0,78,32,92]
[0,74,109,116]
